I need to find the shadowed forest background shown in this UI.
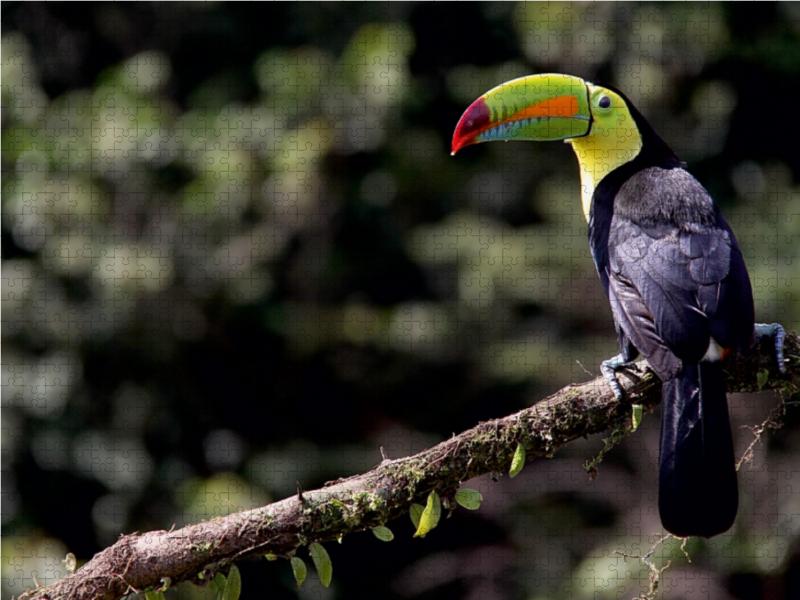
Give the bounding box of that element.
[3,3,800,599]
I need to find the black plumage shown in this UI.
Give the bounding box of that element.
[589,97,755,537]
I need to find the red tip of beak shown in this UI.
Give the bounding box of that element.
[451,97,491,155]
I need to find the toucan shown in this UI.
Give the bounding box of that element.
[451,73,785,538]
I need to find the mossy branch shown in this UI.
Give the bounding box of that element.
[19,333,799,600]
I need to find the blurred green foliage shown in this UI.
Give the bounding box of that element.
[3,3,800,600]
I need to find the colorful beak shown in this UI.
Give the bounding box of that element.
[451,73,591,154]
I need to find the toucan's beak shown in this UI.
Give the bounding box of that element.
[451,73,591,155]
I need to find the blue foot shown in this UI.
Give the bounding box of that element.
[601,353,636,400]
[755,323,786,373]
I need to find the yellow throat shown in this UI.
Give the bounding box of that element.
[567,84,643,222]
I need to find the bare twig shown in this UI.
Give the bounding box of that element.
[615,534,676,600]
[575,359,595,378]
[737,393,788,470]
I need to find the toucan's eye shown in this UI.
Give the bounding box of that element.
[599,96,611,109]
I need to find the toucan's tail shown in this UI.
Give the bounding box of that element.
[658,361,738,538]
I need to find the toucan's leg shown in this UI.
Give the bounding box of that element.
[601,354,636,400]
[755,323,786,373]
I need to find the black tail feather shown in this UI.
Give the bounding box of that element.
[658,362,738,538]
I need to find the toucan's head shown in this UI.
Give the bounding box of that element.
[452,73,656,220]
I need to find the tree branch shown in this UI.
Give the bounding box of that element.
[20,332,800,600]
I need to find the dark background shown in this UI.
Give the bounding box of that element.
[3,3,800,599]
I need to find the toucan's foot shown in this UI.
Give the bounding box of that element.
[755,323,786,373]
[601,353,636,400]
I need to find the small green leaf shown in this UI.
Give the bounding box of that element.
[158,577,171,592]
[509,443,526,478]
[145,592,165,600]
[291,557,307,588]
[757,369,769,388]
[372,526,394,542]
[631,404,643,432]
[455,488,483,510]
[414,490,441,538]
[211,572,227,595]
[225,565,241,600]
[409,503,425,529]
[310,542,333,587]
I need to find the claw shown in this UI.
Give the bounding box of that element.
[755,323,786,373]
[601,353,632,400]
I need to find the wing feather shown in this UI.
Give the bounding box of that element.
[606,169,753,363]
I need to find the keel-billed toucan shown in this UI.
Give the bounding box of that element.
[452,73,785,538]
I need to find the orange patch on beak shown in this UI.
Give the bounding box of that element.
[511,95,580,122]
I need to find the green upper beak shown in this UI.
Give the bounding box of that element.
[451,73,591,154]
